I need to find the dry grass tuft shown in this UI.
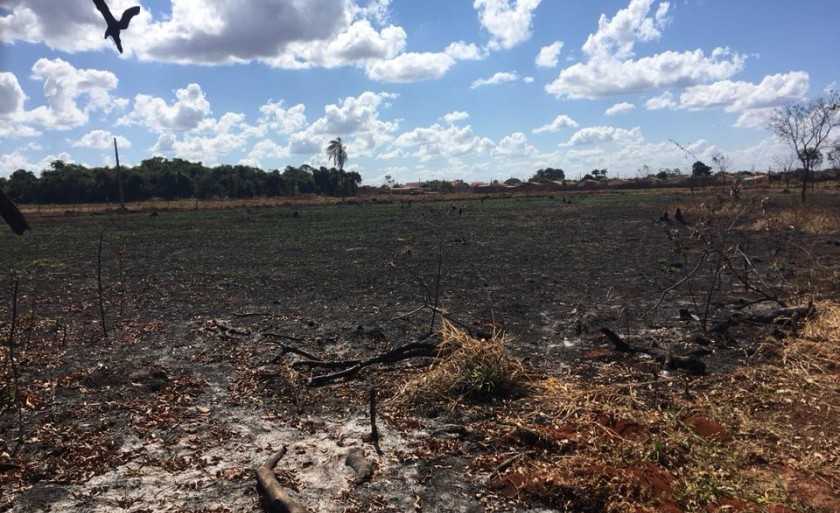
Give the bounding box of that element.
[393,321,529,407]
[752,205,840,235]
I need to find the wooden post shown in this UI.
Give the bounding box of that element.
[114,137,126,212]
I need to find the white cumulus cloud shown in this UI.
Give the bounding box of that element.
[535,41,564,67]
[547,48,746,99]
[444,41,487,61]
[0,72,40,137]
[474,0,543,50]
[72,130,132,149]
[257,100,308,135]
[565,125,643,145]
[471,71,519,89]
[605,102,635,116]
[545,1,746,99]
[393,123,494,162]
[442,111,470,124]
[24,58,122,130]
[644,91,676,110]
[493,132,538,157]
[533,114,579,133]
[366,52,456,83]
[582,0,670,60]
[0,72,27,117]
[679,71,809,112]
[118,83,212,133]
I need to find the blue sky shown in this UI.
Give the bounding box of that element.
[1,0,838,184]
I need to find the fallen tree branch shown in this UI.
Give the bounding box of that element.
[211,319,250,337]
[270,342,323,362]
[742,303,814,325]
[599,327,633,353]
[600,326,706,375]
[234,311,271,317]
[292,358,362,370]
[306,340,437,387]
[391,304,426,321]
[649,348,706,375]
[262,332,307,343]
[486,454,520,484]
[254,446,308,513]
[712,303,815,334]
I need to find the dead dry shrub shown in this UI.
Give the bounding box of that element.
[393,320,528,407]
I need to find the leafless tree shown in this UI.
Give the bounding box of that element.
[768,90,840,202]
[711,152,731,174]
[772,152,798,191]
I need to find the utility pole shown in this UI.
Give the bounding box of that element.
[114,137,126,212]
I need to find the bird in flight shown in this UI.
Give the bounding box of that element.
[92,0,141,54]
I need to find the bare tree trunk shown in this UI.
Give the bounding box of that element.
[801,168,807,202]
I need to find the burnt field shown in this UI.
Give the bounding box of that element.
[2,189,840,512]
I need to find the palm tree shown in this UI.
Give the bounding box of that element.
[325,137,348,171]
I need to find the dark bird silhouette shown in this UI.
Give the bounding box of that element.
[92,0,141,54]
[0,188,30,235]
[674,207,687,225]
[659,211,671,223]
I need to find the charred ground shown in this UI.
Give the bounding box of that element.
[1,189,839,512]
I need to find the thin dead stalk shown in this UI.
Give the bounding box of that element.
[428,241,444,333]
[97,230,107,338]
[646,251,708,316]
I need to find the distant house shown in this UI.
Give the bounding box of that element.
[740,174,769,185]
[450,180,469,192]
[713,173,738,185]
[390,186,422,195]
[607,179,631,188]
[472,183,509,194]
[513,181,543,192]
[577,179,602,189]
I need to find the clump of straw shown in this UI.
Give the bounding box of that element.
[394,320,527,406]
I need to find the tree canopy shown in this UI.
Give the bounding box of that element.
[3,158,362,204]
[529,167,565,182]
[691,161,712,177]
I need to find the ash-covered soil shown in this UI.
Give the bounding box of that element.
[2,190,839,512]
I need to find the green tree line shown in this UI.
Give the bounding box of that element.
[0,158,362,204]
